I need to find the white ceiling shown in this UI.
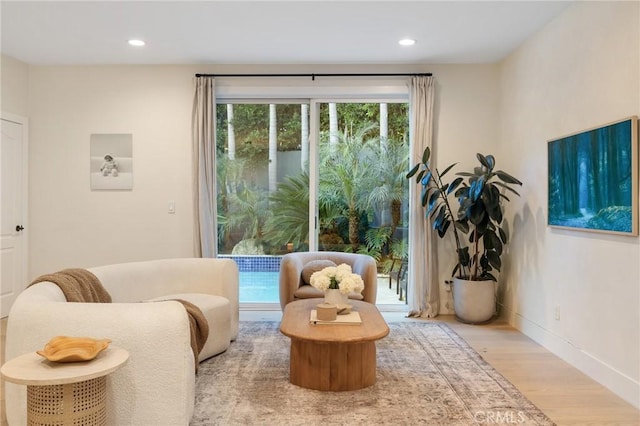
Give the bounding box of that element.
[1,1,572,66]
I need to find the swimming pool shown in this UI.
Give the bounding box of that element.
[238,271,280,303]
[218,255,282,303]
[221,255,405,306]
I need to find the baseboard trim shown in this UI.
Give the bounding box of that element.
[502,304,640,409]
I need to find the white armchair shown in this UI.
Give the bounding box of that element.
[4,258,239,426]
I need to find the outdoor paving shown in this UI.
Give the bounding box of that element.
[376,274,406,305]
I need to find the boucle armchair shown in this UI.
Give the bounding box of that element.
[4,258,238,426]
[279,251,378,310]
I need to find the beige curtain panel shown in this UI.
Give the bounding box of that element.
[192,76,217,258]
[407,75,439,318]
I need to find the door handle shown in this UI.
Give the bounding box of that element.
[16,225,24,232]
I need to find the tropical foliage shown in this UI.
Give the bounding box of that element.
[368,137,409,237]
[319,124,380,247]
[216,102,410,261]
[319,103,408,142]
[263,172,310,252]
[357,226,392,261]
[216,104,302,156]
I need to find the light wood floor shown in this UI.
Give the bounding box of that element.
[2,314,638,426]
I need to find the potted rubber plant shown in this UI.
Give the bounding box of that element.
[407,147,522,323]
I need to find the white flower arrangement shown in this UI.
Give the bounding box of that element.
[309,263,365,295]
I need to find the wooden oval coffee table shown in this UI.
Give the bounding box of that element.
[280,299,389,391]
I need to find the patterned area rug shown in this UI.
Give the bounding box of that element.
[192,321,555,426]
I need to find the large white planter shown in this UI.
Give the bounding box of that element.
[452,278,496,324]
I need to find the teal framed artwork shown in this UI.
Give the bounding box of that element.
[548,116,638,235]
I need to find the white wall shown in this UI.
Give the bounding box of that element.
[28,66,196,276]
[498,1,639,407]
[427,64,501,313]
[1,54,29,116]
[26,63,497,285]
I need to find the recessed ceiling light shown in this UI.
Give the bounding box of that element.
[128,39,145,47]
[398,39,416,46]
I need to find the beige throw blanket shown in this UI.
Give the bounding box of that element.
[29,268,209,372]
[174,299,210,372]
[29,268,112,303]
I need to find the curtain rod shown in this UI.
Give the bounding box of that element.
[194,72,432,80]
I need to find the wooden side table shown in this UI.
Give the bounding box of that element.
[1,346,129,426]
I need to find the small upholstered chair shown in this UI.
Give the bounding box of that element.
[279,251,378,310]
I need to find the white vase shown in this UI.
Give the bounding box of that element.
[324,288,348,306]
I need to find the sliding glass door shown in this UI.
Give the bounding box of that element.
[316,102,410,305]
[216,102,310,254]
[215,100,409,306]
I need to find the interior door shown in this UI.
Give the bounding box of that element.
[1,117,26,317]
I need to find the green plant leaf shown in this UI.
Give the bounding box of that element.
[455,220,469,233]
[428,190,441,212]
[485,232,503,255]
[421,171,432,186]
[498,193,512,203]
[470,176,485,201]
[496,170,523,185]
[452,263,460,278]
[430,203,446,221]
[455,186,468,198]
[494,206,503,224]
[482,183,497,205]
[433,204,446,227]
[421,187,429,206]
[498,227,508,244]
[422,146,431,164]
[469,201,486,225]
[437,219,450,238]
[407,163,420,178]
[458,247,470,267]
[440,163,457,178]
[480,254,490,270]
[458,197,472,218]
[477,153,494,169]
[483,232,495,250]
[483,272,497,282]
[486,154,495,169]
[493,181,521,197]
[483,185,502,223]
[447,177,463,195]
[487,250,501,270]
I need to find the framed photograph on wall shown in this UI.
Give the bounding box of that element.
[547,116,638,235]
[90,134,133,190]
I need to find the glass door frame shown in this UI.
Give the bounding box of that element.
[216,92,410,311]
[216,96,408,254]
[307,97,409,253]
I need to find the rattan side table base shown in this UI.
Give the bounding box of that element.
[1,346,129,426]
[27,376,106,426]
